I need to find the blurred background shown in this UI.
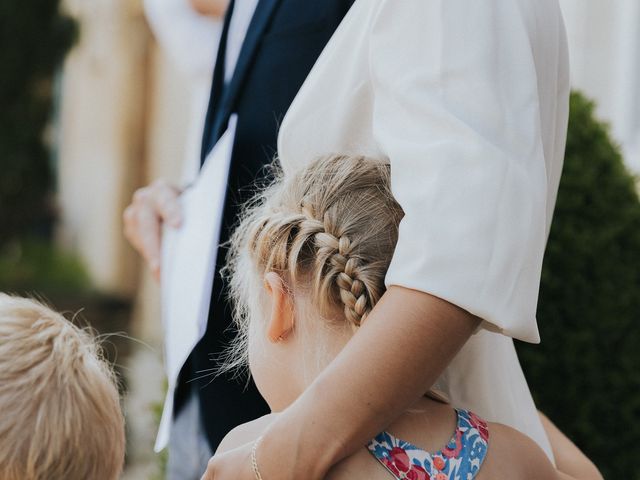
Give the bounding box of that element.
[0,0,638,478]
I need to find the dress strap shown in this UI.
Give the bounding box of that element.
[366,409,489,480]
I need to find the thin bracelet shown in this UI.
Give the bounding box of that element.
[251,436,264,480]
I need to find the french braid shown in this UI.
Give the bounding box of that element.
[225,154,403,369]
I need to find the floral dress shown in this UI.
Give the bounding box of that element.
[367,409,489,480]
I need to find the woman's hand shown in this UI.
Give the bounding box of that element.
[200,442,257,480]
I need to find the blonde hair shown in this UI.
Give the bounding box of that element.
[226,155,404,370]
[0,294,125,480]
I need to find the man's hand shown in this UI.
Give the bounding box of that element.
[188,0,229,18]
[123,180,183,281]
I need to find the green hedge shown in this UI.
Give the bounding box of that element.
[0,0,76,246]
[0,239,89,294]
[518,91,640,479]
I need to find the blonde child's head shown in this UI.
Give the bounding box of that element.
[0,294,125,480]
[227,155,403,408]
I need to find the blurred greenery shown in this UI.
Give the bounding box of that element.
[0,0,77,247]
[149,379,170,480]
[0,238,89,294]
[518,91,640,479]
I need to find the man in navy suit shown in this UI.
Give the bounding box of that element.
[124,0,353,477]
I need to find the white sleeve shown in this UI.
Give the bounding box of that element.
[370,0,552,342]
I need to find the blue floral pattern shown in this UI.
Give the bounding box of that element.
[367,409,489,480]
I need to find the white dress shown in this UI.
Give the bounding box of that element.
[278,0,570,461]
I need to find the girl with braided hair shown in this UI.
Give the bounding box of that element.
[214,155,601,480]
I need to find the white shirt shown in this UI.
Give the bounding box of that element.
[278,0,570,461]
[225,0,260,83]
[144,0,223,82]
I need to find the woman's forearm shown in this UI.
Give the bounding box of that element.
[258,286,480,479]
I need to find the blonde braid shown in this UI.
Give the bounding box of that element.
[302,208,373,327]
[223,154,404,373]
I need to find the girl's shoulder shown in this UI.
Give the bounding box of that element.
[328,410,559,480]
[330,407,487,480]
[479,422,558,480]
[364,408,490,480]
[215,413,278,455]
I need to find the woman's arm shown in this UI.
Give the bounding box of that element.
[264,287,480,476]
[202,287,479,479]
[539,413,604,480]
[202,0,566,477]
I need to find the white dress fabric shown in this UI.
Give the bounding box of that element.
[278,0,570,461]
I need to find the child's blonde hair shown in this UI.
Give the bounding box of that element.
[226,155,404,370]
[0,294,125,480]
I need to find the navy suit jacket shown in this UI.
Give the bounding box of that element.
[180,0,354,451]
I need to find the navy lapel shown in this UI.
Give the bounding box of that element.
[201,0,235,163]
[210,0,284,142]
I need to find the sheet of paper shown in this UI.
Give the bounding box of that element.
[155,115,237,451]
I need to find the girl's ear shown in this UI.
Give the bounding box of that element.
[263,272,295,343]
